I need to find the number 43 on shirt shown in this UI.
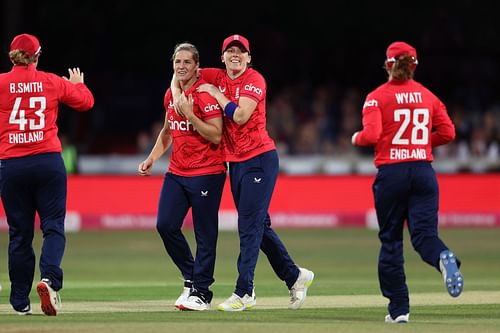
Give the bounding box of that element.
[9,96,46,130]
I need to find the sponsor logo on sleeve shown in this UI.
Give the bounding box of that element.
[204,103,220,112]
[363,99,378,108]
[244,83,263,96]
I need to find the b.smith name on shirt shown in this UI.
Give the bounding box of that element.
[10,82,43,94]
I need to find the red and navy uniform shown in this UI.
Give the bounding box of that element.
[0,65,94,158]
[355,78,456,318]
[354,79,455,166]
[201,68,275,161]
[157,79,226,296]
[0,64,93,311]
[202,68,299,297]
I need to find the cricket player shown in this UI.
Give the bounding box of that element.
[0,33,94,316]
[351,41,464,323]
[138,42,226,311]
[197,34,314,311]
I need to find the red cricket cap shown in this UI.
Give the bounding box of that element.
[386,41,417,62]
[10,34,41,57]
[222,34,250,53]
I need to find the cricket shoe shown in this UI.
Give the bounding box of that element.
[174,280,192,309]
[385,313,409,323]
[178,289,212,311]
[217,289,256,311]
[439,250,464,297]
[289,267,315,309]
[16,304,33,316]
[36,279,61,316]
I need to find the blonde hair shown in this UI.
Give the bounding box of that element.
[171,42,200,64]
[9,50,38,65]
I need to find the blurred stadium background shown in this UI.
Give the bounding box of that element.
[1,2,500,331]
[0,1,499,228]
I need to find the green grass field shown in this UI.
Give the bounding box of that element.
[1,228,499,333]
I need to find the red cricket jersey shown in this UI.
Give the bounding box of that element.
[201,68,276,162]
[164,79,226,176]
[354,79,455,167]
[0,65,94,159]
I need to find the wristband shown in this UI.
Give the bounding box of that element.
[224,102,238,120]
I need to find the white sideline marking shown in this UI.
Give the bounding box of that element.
[0,291,498,315]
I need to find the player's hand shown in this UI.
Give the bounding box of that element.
[351,132,359,146]
[63,67,85,84]
[175,93,194,119]
[138,157,154,176]
[173,103,183,117]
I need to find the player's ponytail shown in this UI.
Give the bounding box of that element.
[384,55,416,80]
[9,50,38,66]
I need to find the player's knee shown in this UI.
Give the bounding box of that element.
[156,221,180,237]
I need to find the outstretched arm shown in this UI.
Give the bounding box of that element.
[59,67,94,111]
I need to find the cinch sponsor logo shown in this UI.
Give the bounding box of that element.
[169,117,195,131]
[204,103,220,112]
[363,99,378,108]
[244,83,263,96]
